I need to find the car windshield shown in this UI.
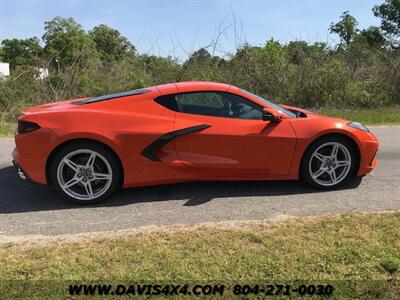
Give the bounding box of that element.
[239,89,297,118]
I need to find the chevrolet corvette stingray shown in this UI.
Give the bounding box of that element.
[13,81,379,204]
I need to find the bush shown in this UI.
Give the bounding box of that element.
[1,37,400,124]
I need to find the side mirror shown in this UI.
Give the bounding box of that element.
[262,107,282,122]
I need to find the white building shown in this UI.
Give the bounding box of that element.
[0,62,10,77]
[0,63,49,79]
[36,67,49,79]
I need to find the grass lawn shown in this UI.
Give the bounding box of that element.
[313,106,400,125]
[0,212,399,298]
[0,122,16,137]
[1,106,399,137]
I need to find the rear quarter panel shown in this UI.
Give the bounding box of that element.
[18,95,193,187]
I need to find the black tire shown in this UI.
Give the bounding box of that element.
[50,141,122,204]
[300,136,358,189]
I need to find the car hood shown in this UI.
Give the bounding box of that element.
[279,104,319,116]
[279,104,349,123]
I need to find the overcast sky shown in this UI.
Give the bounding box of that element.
[0,0,383,59]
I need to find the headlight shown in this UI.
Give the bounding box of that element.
[347,121,369,132]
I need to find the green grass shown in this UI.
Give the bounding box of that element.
[314,106,400,125]
[0,212,399,298]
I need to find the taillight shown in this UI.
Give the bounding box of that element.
[17,120,41,134]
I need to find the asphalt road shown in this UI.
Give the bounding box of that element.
[0,127,399,237]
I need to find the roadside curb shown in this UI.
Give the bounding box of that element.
[1,211,398,248]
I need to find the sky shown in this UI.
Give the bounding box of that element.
[0,0,383,60]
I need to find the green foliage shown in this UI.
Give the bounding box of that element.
[373,0,400,42]
[0,37,42,70]
[1,2,400,124]
[180,48,226,81]
[0,70,44,123]
[89,24,135,64]
[140,54,180,84]
[357,26,386,48]
[330,11,359,47]
[0,212,399,299]
[314,106,400,124]
[379,256,400,275]
[42,16,96,68]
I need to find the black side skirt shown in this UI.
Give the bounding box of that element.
[141,124,211,161]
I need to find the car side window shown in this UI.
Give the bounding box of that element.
[221,92,263,120]
[176,92,224,117]
[155,91,263,120]
[178,92,223,108]
[175,91,263,120]
[154,94,179,111]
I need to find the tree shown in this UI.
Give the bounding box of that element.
[358,26,386,48]
[184,48,212,66]
[42,16,95,68]
[0,37,42,70]
[373,0,400,43]
[89,25,135,64]
[140,54,180,84]
[330,11,359,48]
[287,41,309,64]
[179,48,212,80]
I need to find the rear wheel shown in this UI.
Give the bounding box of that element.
[50,142,121,204]
[301,137,357,189]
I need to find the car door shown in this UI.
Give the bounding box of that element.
[172,91,297,178]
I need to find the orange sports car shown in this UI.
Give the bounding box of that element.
[13,81,379,204]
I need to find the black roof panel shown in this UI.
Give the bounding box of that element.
[73,89,151,105]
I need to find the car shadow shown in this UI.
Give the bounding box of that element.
[0,165,362,214]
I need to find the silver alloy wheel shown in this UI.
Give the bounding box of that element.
[309,142,352,187]
[56,149,113,201]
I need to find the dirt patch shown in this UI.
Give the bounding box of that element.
[0,214,295,248]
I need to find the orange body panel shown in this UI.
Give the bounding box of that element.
[12,81,379,188]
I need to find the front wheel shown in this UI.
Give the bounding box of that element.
[50,142,121,204]
[301,137,357,189]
